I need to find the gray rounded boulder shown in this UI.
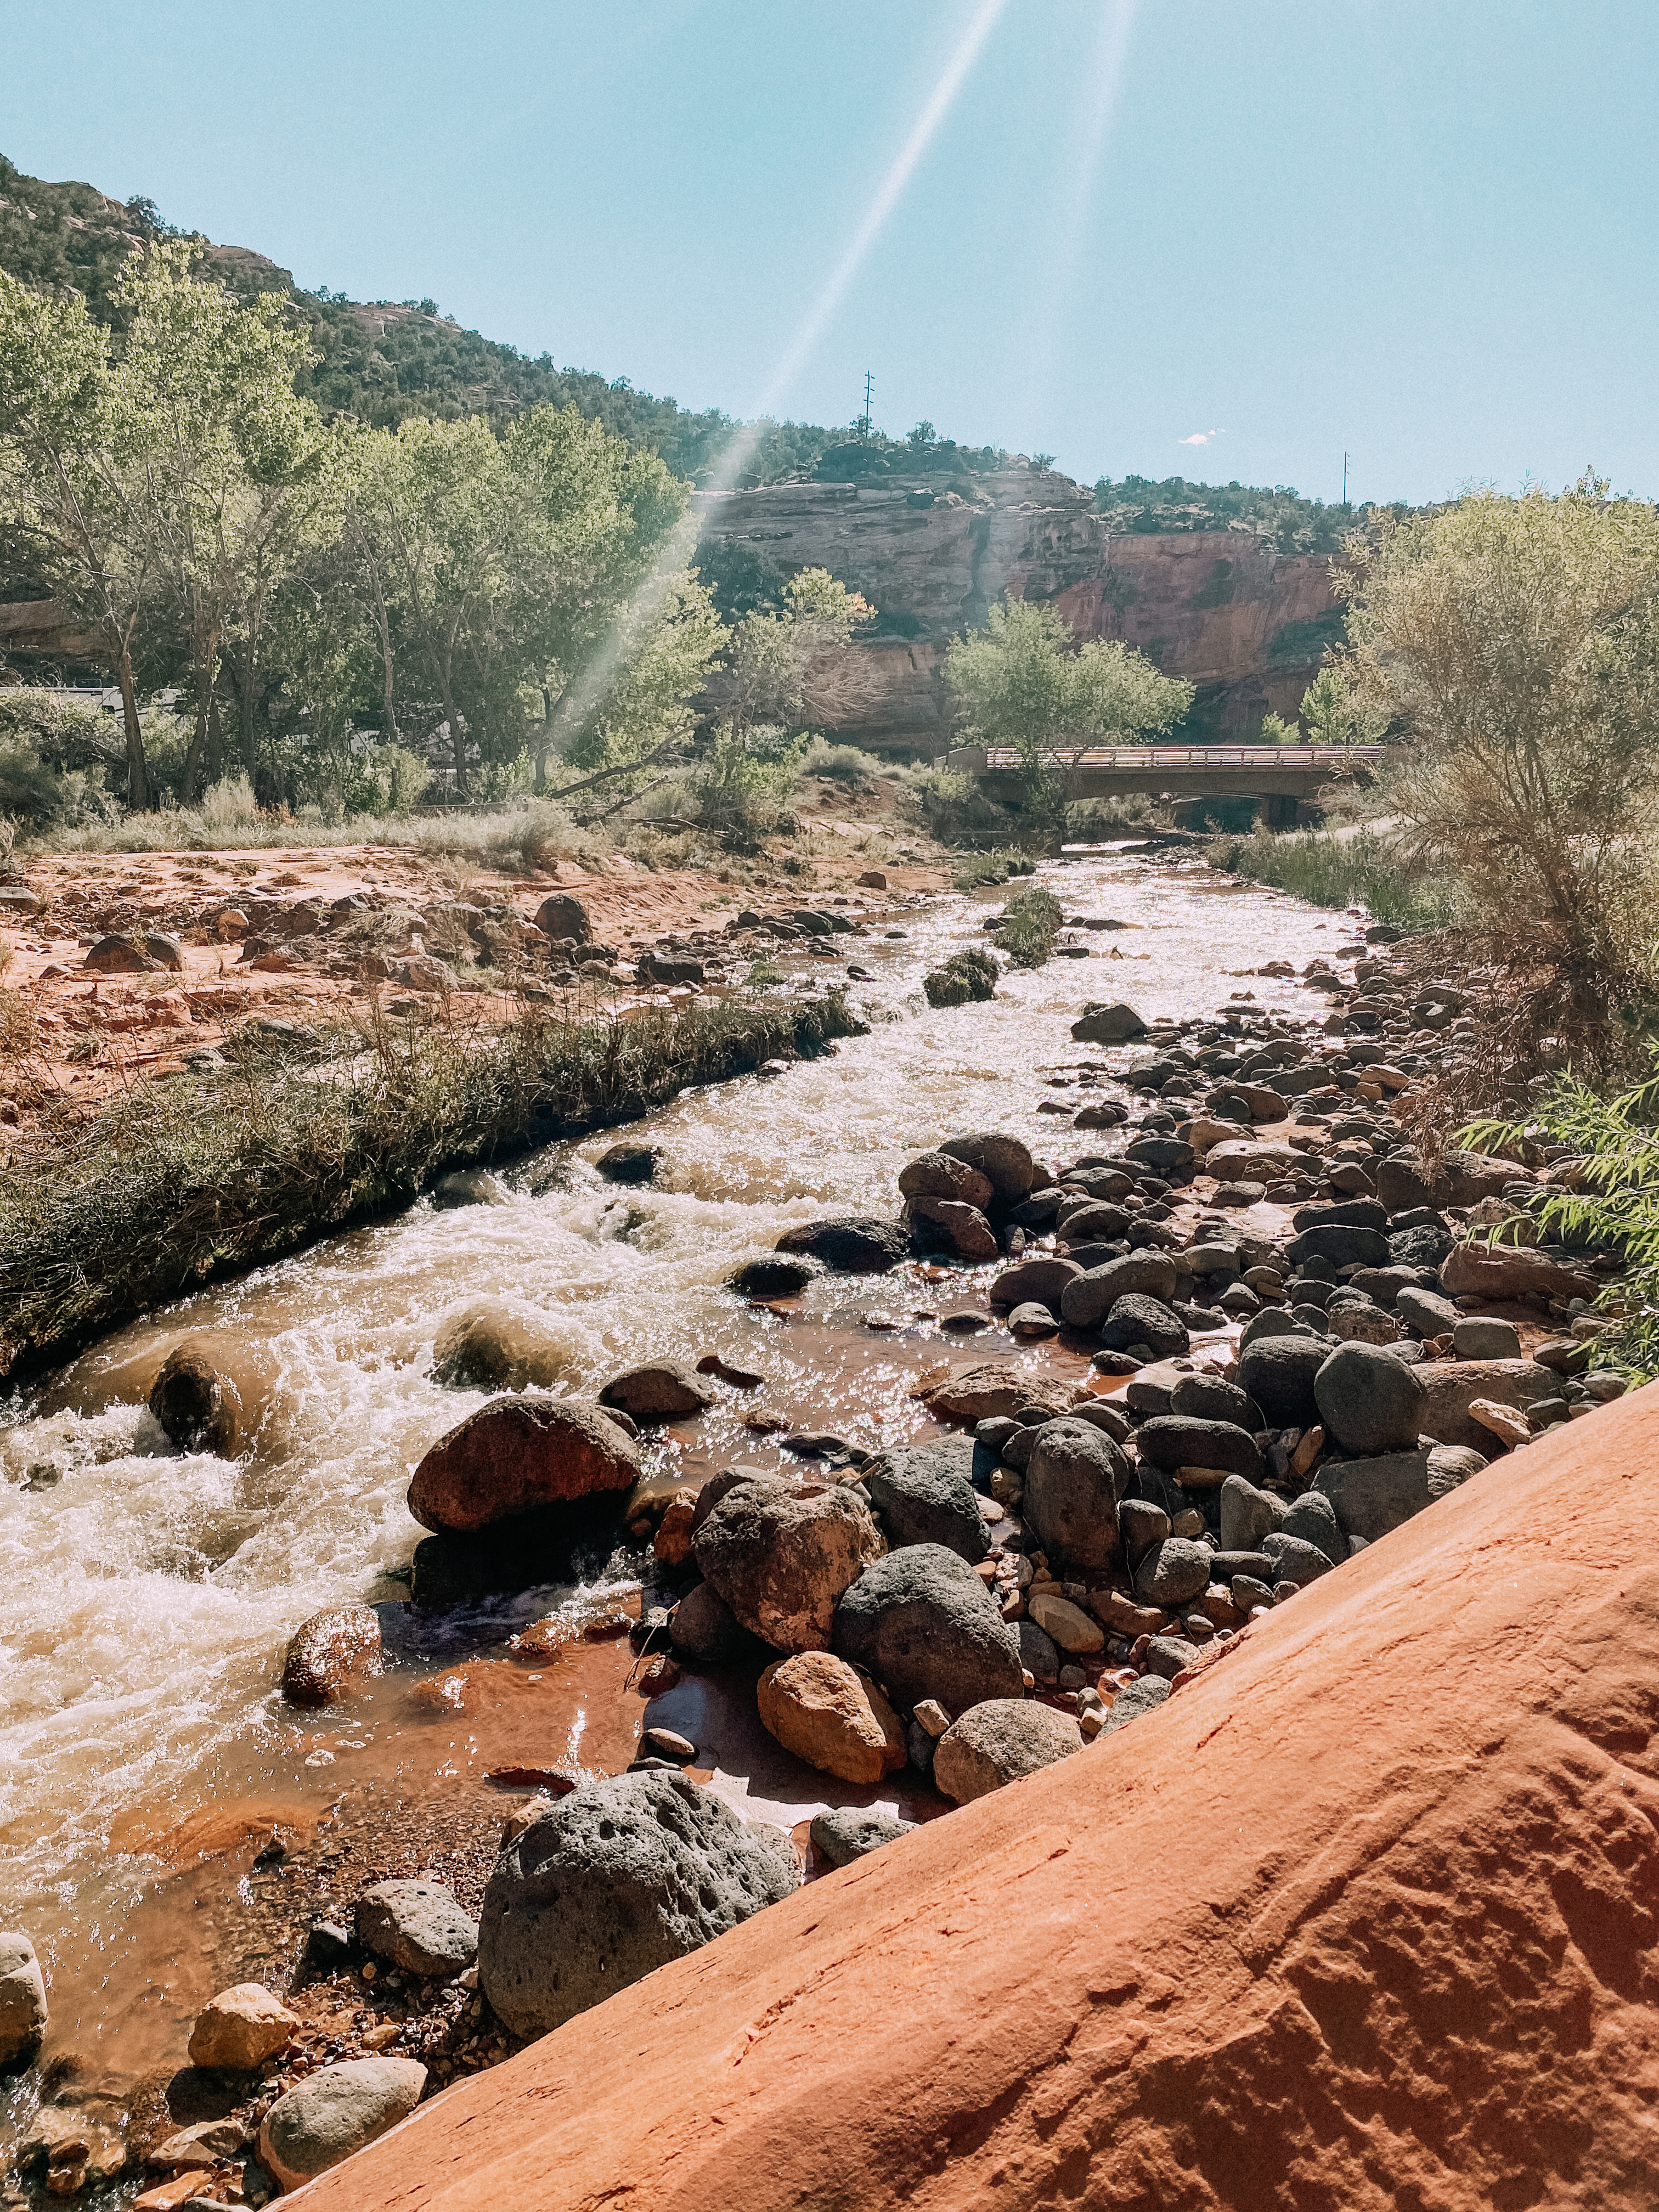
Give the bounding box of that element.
[1022,1418,1126,1575]
[1059,1252,1180,1330]
[477,1771,797,2038]
[861,1436,988,1562]
[832,1544,1023,1715]
[1314,1342,1426,1457]
[1237,1334,1329,1429]
[1099,1293,1189,1358]
[692,1475,884,1652]
[933,1700,1083,1804]
[354,1880,477,1978]
[258,2058,427,2191]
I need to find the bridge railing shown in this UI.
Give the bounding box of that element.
[976,744,1385,771]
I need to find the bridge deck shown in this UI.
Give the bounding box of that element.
[976,744,1383,771]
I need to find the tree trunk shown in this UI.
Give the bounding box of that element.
[537,686,555,792]
[204,683,225,788]
[237,648,262,782]
[116,645,151,811]
[180,641,218,805]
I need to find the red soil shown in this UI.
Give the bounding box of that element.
[297,1385,1659,2211]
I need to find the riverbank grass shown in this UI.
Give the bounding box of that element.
[1207,825,1458,930]
[0,990,860,1373]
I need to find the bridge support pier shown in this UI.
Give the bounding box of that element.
[1257,793,1304,831]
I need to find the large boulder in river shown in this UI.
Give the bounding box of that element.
[0,1937,47,2070]
[149,1342,251,1455]
[431,1300,568,1392]
[936,1132,1035,1200]
[692,1476,884,1652]
[832,1544,1023,1715]
[478,1772,796,2038]
[1023,1418,1125,1573]
[775,1216,907,1273]
[898,1152,994,1208]
[599,1361,713,1419]
[1070,1002,1146,1044]
[281,1605,382,1707]
[933,1700,1082,1805]
[408,1397,638,1534]
[861,1436,988,1561]
[1059,1251,1180,1329]
[1314,1342,1426,1457]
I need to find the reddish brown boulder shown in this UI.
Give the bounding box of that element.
[408,1397,638,1534]
[755,1652,905,1784]
[1440,1240,1599,1305]
[293,1384,1659,2212]
[281,1606,382,1707]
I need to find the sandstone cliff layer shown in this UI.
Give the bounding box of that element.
[301,1381,1659,2211]
[693,467,1341,749]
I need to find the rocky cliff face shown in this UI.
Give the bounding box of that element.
[693,466,1341,751]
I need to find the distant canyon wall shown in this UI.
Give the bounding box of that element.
[691,466,1341,752]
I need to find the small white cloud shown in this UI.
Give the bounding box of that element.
[1178,427,1225,447]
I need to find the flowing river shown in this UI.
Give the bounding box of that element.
[0,845,1354,2117]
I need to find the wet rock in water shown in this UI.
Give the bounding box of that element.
[534,893,592,943]
[600,1361,714,1420]
[430,1168,510,1209]
[1220,1475,1286,1553]
[935,1131,1036,1202]
[1238,1335,1329,1430]
[898,1151,995,1208]
[354,1879,478,1978]
[1413,1359,1562,1453]
[408,1396,639,1535]
[0,1934,47,2069]
[1023,1419,1126,1575]
[832,1544,1024,1713]
[1099,1293,1189,1358]
[282,1605,382,1707]
[1314,1342,1426,1458]
[430,1300,568,1392]
[919,1362,1074,1425]
[1136,1537,1213,1607]
[188,1982,300,2071]
[1136,1417,1263,1483]
[757,1651,906,1784]
[149,1342,249,1456]
[989,1256,1083,1309]
[1018,1618,1062,1685]
[1453,1317,1522,1361]
[478,1771,797,2037]
[862,1436,989,1562]
[1316,1450,1433,1542]
[1059,1252,1180,1329]
[933,1700,1083,1803]
[1008,1301,1059,1338]
[1093,1672,1170,1737]
[670,1579,746,1660]
[259,2058,427,2190]
[775,1216,909,1273]
[729,1254,819,1297]
[595,1141,659,1185]
[810,1807,913,1867]
[1070,1002,1147,1045]
[693,1476,884,1652]
[909,1194,1000,1259]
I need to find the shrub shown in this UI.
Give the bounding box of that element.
[1209,826,1457,930]
[923,947,999,1007]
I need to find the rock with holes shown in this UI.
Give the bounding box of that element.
[809,1807,914,1868]
[477,1771,797,2037]
[832,1544,1024,1714]
[692,1475,884,1653]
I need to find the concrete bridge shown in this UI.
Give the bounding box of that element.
[944,742,1385,827]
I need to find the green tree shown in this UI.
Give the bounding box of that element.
[0,268,160,804]
[719,567,873,733]
[944,596,1193,813]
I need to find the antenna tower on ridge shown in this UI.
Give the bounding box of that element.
[860,370,875,442]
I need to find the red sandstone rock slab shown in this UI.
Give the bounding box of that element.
[297,1384,1659,2211]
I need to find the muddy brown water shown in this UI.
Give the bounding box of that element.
[0,849,1355,2147]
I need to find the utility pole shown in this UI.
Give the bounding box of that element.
[1342,450,1349,506]
[861,370,874,442]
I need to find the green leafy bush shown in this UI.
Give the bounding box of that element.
[995,887,1062,968]
[923,947,999,1007]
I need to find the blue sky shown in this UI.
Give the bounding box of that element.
[5,2,1656,505]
